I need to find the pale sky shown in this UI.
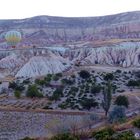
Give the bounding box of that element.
[0,0,140,19]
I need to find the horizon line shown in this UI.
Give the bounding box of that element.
[1,10,140,20]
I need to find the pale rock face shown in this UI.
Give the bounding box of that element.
[15,55,70,78]
[0,53,24,70]
[0,41,140,78]
[66,42,140,68]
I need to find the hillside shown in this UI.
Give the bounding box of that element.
[0,11,140,46]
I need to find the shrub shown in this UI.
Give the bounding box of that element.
[53,75,59,81]
[9,81,25,91]
[51,132,79,140]
[79,70,90,79]
[133,117,140,128]
[116,70,122,73]
[23,79,30,84]
[61,78,74,85]
[70,87,79,92]
[26,84,43,98]
[108,106,126,123]
[80,98,98,110]
[91,84,102,95]
[104,73,114,81]
[116,89,125,93]
[44,74,52,82]
[114,130,137,140]
[50,88,63,101]
[127,80,140,87]
[8,81,18,89]
[92,127,115,140]
[50,133,80,140]
[14,90,21,99]
[35,79,46,85]
[15,84,25,91]
[21,137,34,140]
[56,73,63,77]
[114,95,129,108]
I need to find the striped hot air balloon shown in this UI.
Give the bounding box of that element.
[5,31,21,48]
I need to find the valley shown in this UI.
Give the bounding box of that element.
[0,11,140,140]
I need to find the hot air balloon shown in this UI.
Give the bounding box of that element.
[5,31,21,48]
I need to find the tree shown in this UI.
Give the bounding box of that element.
[114,95,129,108]
[26,84,43,98]
[50,88,63,101]
[80,98,98,110]
[14,90,21,99]
[79,70,90,79]
[104,73,114,81]
[108,106,126,123]
[102,82,112,116]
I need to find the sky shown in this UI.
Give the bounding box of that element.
[0,0,140,19]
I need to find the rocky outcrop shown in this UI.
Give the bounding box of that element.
[65,42,140,68]
[15,55,70,78]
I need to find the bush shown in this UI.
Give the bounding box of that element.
[108,106,126,123]
[50,88,63,101]
[35,79,46,86]
[104,73,114,81]
[44,74,52,82]
[79,70,90,79]
[92,127,115,140]
[92,129,137,140]
[53,75,59,81]
[114,130,137,140]
[14,90,21,99]
[21,137,34,140]
[70,87,79,92]
[50,133,79,140]
[23,79,30,84]
[56,73,63,77]
[80,98,98,110]
[61,78,74,85]
[116,89,125,93]
[26,84,43,98]
[91,84,102,95]
[127,80,140,87]
[116,70,122,73]
[15,84,25,91]
[133,117,140,128]
[9,81,25,91]
[114,95,129,108]
[8,81,18,89]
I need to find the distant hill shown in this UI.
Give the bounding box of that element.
[0,11,140,46]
